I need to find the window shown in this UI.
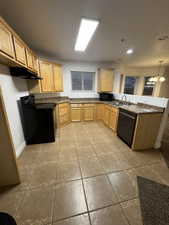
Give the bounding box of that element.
[124,76,137,95]
[142,76,155,96]
[71,71,95,91]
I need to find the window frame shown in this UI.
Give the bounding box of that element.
[71,71,95,92]
[142,76,156,96]
[122,75,139,95]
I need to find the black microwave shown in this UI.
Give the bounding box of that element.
[99,93,114,101]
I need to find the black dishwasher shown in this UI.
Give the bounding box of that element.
[117,108,137,147]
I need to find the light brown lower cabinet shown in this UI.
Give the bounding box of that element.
[71,104,96,122]
[58,103,70,127]
[71,107,82,122]
[109,108,119,132]
[132,113,162,150]
[96,104,104,120]
[103,105,111,126]
[83,107,95,121]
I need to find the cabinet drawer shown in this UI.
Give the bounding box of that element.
[83,103,95,107]
[71,104,82,108]
[59,103,69,109]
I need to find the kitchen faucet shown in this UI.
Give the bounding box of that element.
[121,94,127,104]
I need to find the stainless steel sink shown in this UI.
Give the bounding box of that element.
[111,101,132,107]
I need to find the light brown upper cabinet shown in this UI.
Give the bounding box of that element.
[26,48,34,70]
[53,64,63,92]
[98,69,114,92]
[13,37,27,65]
[0,18,15,59]
[39,60,54,92]
[32,55,39,73]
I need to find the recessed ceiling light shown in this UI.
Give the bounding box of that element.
[75,18,99,52]
[126,49,133,54]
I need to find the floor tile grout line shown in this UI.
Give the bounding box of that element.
[74,133,93,225]
[52,211,89,224]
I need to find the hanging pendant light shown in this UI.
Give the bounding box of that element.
[159,76,166,82]
[149,60,166,82]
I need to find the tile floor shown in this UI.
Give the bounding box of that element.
[1,122,169,225]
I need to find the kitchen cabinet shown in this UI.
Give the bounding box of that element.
[71,103,96,122]
[0,19,15,59]
[96,104,104,120]
[83,104,96,121]
[13,36,27,65]
[26,48,34,70]
[39,60,54,92]
[98,69,114,92]
[71,105,82,122]
[103,105,111,126]
[109,107,119,132]
[53,64,63,92]
[32,55,39,73]
[58,103,70,127]
[132,113,162,150]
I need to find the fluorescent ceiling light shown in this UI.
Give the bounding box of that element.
[126,49,133,54]
[75,18,99,52]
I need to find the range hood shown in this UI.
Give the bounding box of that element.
[10,67,42,80]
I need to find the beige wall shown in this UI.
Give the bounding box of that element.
[159,67,169,98]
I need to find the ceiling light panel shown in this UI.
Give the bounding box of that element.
[75,18,99,52]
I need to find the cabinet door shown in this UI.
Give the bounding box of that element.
[109,109,118,132]
[33,55,39,73]
[39,60,54,92]
[103,107,110,126]
[0,21,14,58]
[59,103,70,126]
[71,108,81,122]
[60,114,70,126]
[96,104,104,120]
[53,64,63,92]
[26,49,34,70]
[98,69,114,92]
[83,108,95,121]
[13,37,26,65]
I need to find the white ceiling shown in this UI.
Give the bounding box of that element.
[1,0,169,67]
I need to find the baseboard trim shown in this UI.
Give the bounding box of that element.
[16,141,26,158]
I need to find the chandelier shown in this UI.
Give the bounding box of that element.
[149,60,166,82]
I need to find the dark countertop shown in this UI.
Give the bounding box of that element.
[35,97,164,114]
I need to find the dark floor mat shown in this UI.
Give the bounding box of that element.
[137,176,169,225]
